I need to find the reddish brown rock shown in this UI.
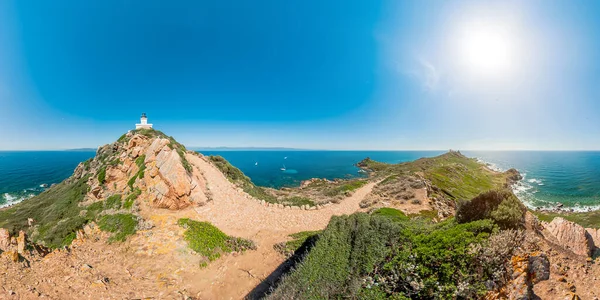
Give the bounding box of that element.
[585,227,600,247]
[2,250,19,262]
[0,228,10,251]
[545,217,594,257]
[17,230,26,254]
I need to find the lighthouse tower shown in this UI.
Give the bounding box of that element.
[135,113,153,129]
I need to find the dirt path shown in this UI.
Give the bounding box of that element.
[0,155,378,300]
[177,155,380,299]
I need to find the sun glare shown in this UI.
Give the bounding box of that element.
[458,23,516,77]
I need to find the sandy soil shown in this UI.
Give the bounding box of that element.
[0,154,380,300]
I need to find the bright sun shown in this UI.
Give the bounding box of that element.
[458,24,515,76]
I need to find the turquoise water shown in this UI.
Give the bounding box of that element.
[2,150,600,211]
[464,151,600,211]
[199,150,445,188]
[0,151,95,207]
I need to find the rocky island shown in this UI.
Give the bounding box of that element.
[1,129,599,299]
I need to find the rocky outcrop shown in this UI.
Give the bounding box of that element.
[300,178,331,188]
[0,228,10,251]
[17,231,26,254]
[83,131,209,210]
[504,253,550,300]
[545,218,594,257]
[585,227,600,256]
[504,168,523,186]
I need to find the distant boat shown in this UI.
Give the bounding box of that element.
[40,183,49,188]
[255,162,258,166]
[284,156,288,160]
[281,164,286,171]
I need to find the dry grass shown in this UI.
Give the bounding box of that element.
[360,175,424,209]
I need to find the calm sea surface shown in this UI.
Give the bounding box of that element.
[2,150,600,211]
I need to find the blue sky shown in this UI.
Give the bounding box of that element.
[1,1,599,150]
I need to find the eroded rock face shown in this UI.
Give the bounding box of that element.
[84,132,209,210]
[507,255,530,300]
[545,218,594,257]
[504,253,550,300]
[586,227,600,256]
[17,230,27,254]
[0,228,10,251]
[585,228,600,247]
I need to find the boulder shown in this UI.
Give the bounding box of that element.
[506,255,530,300]
[585,227,600,248]
[0,228,10,251]
[545,218,594,257]
[2,250,19,262]
[504,168,523,186]
[17,231,26,254]
[505,253,550,300]
[528,253,550,284]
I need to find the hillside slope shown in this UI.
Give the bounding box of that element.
[3,132,596,299]
[0,129,382,299]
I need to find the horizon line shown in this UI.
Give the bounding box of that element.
[3,148,600,152]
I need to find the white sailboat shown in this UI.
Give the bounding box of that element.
[280,164,286,171]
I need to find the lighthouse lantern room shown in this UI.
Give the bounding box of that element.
[135,113,153,129]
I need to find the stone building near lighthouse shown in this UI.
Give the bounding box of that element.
[135,113,153,129]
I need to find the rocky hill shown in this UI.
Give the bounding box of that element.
[0,130,599,299]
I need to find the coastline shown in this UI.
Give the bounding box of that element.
[475,157,600,213]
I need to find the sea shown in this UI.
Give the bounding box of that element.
[2,150,600,211]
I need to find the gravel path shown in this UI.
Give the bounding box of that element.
[182,154,379,299]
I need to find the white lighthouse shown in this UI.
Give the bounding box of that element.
[135,113,153,129]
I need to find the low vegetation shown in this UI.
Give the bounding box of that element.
[97,166,107,185]
[358,151,509,202]
[0,176,90,248]
[178,218,256,267]
[361,175,424,208]
[128,155,146,190]
[372,207,410,222]
[98,213,138,242]
[208,155,277,203]
[456,189,526,229]
[324,180,367,196]
[268,209,523,299]
[280,196,314,207]
[123,188,141,209]
[105,194,122,210]
[531,210,600,229]
[274,230,321,257]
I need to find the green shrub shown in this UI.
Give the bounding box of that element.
[83,158,93,171]
[128,155,146,190]
[177,148,193,173]
[372,207,409,222]
[97,166,107,184]
[325,180,367,196]
[269,213,406,299]
[274,230,321,257]
[0,176,90,248]
[178,218,256,264]
[98,213,138,242]
[105,194,122,210]
[123,188,141,209]
[269,214,501,299]
[281,196,314,207]
[85,201,105,220]
[456,189,526,229]
[117,133,128,143]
